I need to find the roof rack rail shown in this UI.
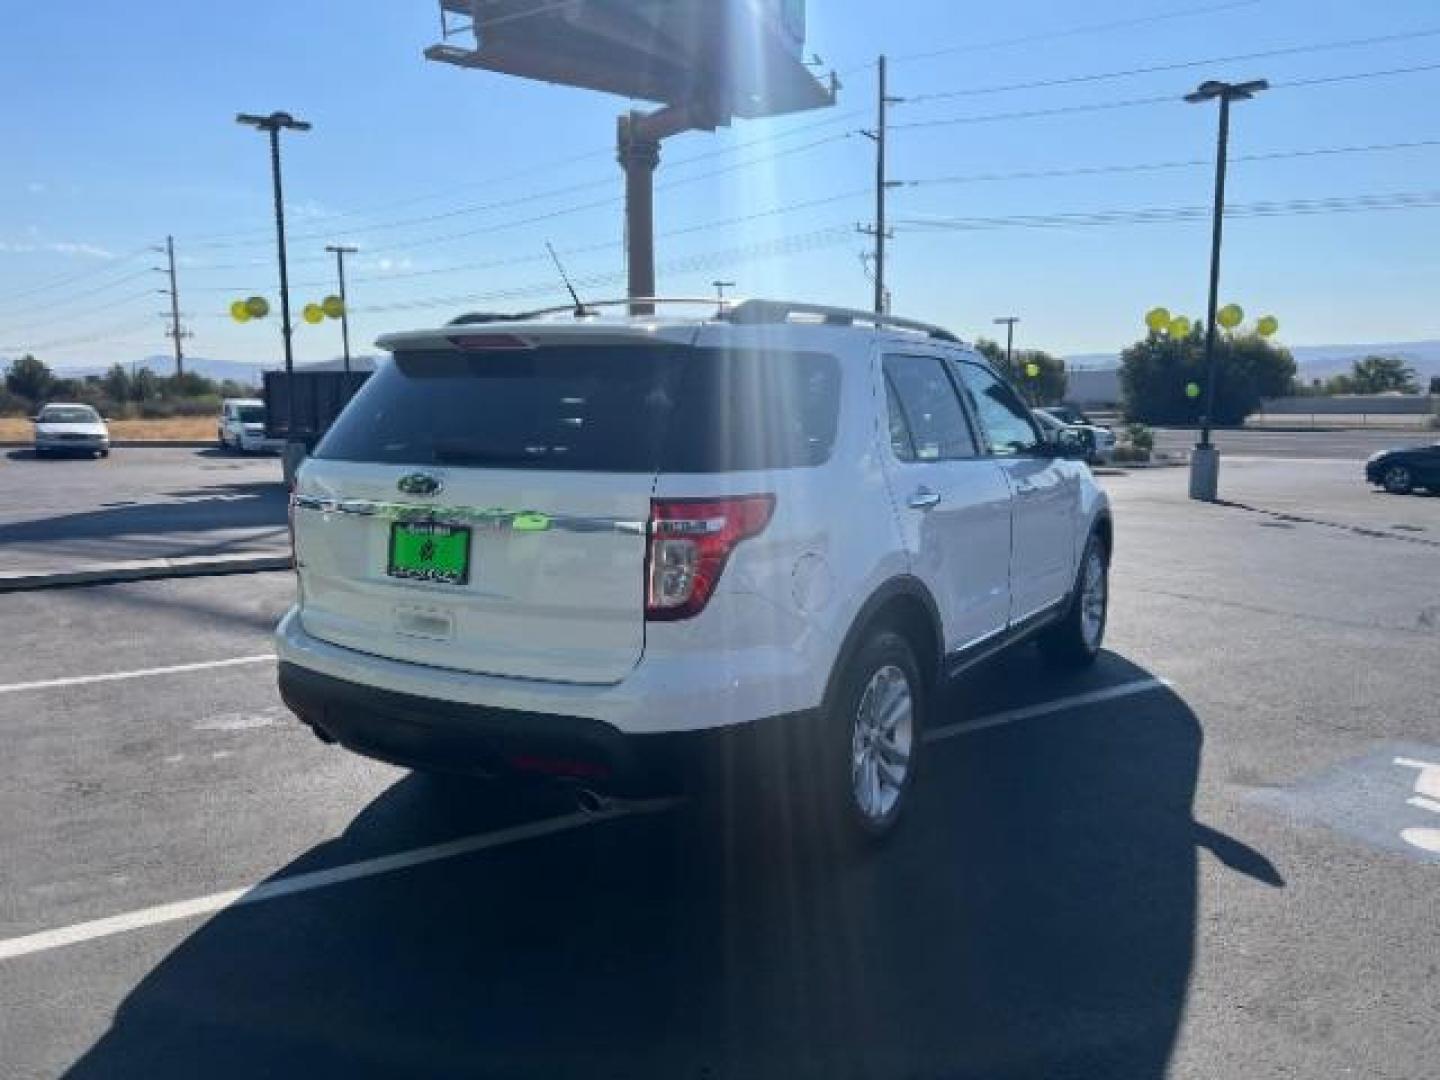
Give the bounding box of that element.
[448,311,524,326]
[468,298,726,322]
[723,300,962,343]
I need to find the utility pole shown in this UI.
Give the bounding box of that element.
[153,235,191,377]
[859,55,901,314]
[237,111,310,449]
[1183,78,1266,501]
[712,280,735,311]
[325,244,357,374]
[994,316,1020,374]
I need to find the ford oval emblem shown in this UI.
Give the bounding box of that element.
[397,472,443,497]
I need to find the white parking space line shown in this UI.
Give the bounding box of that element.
[0,655,274,696]
[925,677,1171,742]
[0,677,1172,963]
[0,803,676,962]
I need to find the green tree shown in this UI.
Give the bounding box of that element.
[4,353,53,403]
[1336,355,1418,394]
[1119,323,1296,425]
[131,367,160,402]
[101,364,132,403]
[974,338,1068,405]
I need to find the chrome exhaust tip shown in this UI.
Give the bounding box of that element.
[572,786,612,815]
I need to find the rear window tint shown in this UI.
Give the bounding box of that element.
[314,345,840,473]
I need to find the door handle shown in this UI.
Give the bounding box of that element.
[1013,479,1038,496]
[908,488,942,510]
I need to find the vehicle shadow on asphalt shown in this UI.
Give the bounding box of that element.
[0,483,287,555]
[66,650,1282,1080]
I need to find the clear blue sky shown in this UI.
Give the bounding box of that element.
[3,0,1438,370]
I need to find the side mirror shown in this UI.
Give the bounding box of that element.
[1051,428,1089,460]
[28,415,40,423]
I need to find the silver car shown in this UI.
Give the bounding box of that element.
[32,403,111,459]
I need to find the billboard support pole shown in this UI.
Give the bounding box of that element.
[618,103,713,318]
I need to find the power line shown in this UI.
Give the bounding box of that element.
[903,25,1440,104]
[0,248,149,309]
[892,94,1175,132]
[893,189,1440,233]
[348,226,856,316]
[902,137,1440,188]
[0,319,156,353]
[189,130,859,271]
[0,266,156,321]
[0,291,158,339]
[187,110,864,252]
[892,60,1440,133]
[888,0,1266,67]
[1274,59,1440,90]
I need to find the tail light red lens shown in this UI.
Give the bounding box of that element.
[286,491,298,569]
[646,495,775,621]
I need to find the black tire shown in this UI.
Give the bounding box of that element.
[1039,532,1109,668]
[1382,464,1414,495]
[816,627,925,846]
[33,447,48,460]
[99,448,110,458]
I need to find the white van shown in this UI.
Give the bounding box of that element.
[218,398,282,454]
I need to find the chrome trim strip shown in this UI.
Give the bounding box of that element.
[291,496,646,535]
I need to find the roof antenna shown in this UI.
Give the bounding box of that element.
[546,242,591,318]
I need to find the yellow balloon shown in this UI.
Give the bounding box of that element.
[321,294,345,319]
[1169,316,1191,338]
[1257,315,1279,337]
[1217,303,1243,330]
[230,299,251,323]
[302,303,324,325]
[1145,307,1171,332]
[245,296,270,319]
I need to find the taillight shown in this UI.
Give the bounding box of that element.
[286,491,298,569]
[646,495,775,621]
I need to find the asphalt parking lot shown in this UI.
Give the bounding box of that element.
[1151,425,1432,461]
[0,447,286,574]
[1,451,1437,1078]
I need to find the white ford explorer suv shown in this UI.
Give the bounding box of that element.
[276,300,1112,842]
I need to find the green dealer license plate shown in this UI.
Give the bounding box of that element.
[387,522,471,585]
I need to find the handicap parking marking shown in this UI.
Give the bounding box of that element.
[1394,757,1440,855]
[0,676,1177,963]
[1250,744,1440,864]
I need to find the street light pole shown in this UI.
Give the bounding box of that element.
[326,244,357,374]
[1184,78,1266,501]
[236,111,310,446]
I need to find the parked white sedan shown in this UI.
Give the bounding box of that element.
[32,403,110,459]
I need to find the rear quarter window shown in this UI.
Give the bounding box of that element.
[314,344,841,473]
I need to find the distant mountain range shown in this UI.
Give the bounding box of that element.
[32,340,1440,386]
[1065,340,1440,381]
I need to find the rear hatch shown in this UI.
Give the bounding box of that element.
[292,327,698,685]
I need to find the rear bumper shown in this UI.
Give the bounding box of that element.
[36,437,108,450]
[278,660,802,796]
[274,605,828,735]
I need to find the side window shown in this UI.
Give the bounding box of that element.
[954,361,1041,456]
[882,354,977,462]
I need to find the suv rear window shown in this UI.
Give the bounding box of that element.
[314,344,840,473]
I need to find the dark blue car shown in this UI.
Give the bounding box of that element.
[1365,441,1440,494]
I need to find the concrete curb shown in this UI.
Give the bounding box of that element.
[1,440,215,449]
[0,553,292,593]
